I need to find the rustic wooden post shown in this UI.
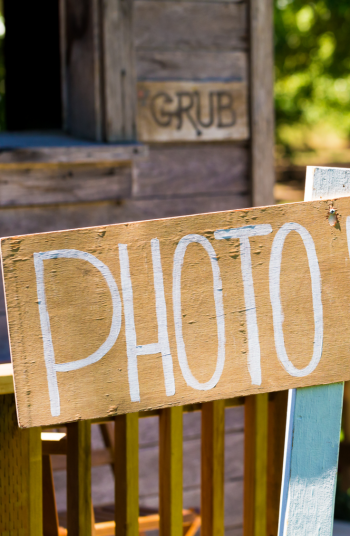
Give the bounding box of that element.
[0,394,42,535]
[278,166,347,535]
[244,394,268,536]
[250,0,275,207]
[67,420,92,536]
[201,400,226,536]
[114,413,139,536]
[159,406,183,536]
[60,0,137,141]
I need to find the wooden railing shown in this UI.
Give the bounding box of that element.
[0,363,287,536]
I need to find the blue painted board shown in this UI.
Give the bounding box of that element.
[278,166,348,536]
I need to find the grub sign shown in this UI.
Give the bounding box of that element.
[137,81,249,142]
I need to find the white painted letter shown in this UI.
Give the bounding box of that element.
[119,239,175,402]
[269,222,323,376]
[215,224,272,385]
[173,234,225,390]
[34,249,122,417]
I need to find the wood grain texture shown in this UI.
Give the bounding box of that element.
[132,143,249,197]
[67,420,92,536]
[101,0,137,141]
[250,0,274,206]
[159,406,183,536]
[243,394,268,536]
[4,194,350,427]
[63,0,102,140]
[0,194,250,238]
[280,385,343,536]
[0,143,148,165]
[278,166,346,536]
[201,400,225,536]
[0,394,42,534]
[134,1,248,52]
[0,163,132,208]
[114,413,139,536]
[136,51,247,82]
[137,81,249,142]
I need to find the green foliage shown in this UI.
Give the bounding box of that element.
[275,0,350,159]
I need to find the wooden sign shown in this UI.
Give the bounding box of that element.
[137,81,249,142]
[2,196,350,427]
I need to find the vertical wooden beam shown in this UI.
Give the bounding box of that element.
[114,412,139,536]
[67,420,92,536]
[43,455,60,536]
[100,0,137,141]
[244,393,268,536]
[266,391,288,536]
[62,0,102,140]
[278,166,347,536]
[201,400,225,536]
[250,0,275,207]
[159,406,183,536]
[0,394,42,535]
[278,385,343,535]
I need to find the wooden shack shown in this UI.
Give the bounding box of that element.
[0,0,275,533]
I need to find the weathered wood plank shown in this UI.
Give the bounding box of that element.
[278,166,347,536]
[133,143,249,197]
[278,385,343,535]
[67,420,92,536]
[0,163,132,207]
[243,394,268,536]
[159,406,183,536]
[137,81,249,142]
[0,194,250,238]
[134,1,248,52]
[4,193,350,427]
[201,400,225,536]
[114,413,139,536]
[0,395,42,535]
[250,0,274,206]
[101,0,137,141]
[63,0,102,140]
[136,51,247,82]
[0,142,148,165]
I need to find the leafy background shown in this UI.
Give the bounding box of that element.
[275,0,350,166]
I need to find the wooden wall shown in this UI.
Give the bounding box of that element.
[0,0,275,532]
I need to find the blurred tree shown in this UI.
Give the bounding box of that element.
[275,0,350,160]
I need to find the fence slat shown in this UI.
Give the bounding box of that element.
[278,385,343,535]
[244,393,268,536]
[201,399,225,536]
[159,406,183,536]
[0,394,42,535]
[67,420,92,536]
[278,165,346,536]
[114,413,139,536]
